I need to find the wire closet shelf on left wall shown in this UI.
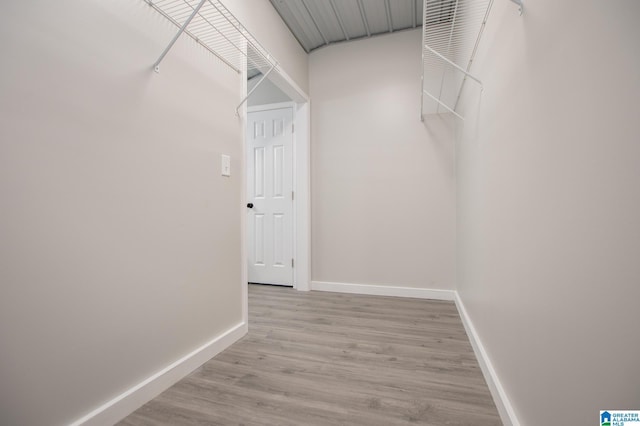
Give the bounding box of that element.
[145,0,279,112]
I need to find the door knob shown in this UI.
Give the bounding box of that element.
[247,203,254,208]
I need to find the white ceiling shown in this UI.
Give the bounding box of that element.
[269,0,426,53]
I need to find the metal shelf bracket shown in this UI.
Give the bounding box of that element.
[424,44,483,88]
[510,0,523,15]
[146,0,280,113]
[420,0,494,122]
[153,0,207,73]
[235,63,277,116]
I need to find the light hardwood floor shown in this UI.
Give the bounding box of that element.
[119,284,501,425]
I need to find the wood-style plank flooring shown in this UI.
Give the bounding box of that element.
[119,285,501,425]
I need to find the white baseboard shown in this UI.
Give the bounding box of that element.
[311,281,455,301]
[311,281,517,425]
[70,321,247,426]
[454,294,520,426]
[68,291,517,426]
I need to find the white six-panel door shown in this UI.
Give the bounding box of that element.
[247,107,294,286]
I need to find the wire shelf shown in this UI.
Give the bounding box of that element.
[421,0,493,121]
[146,0,277,75]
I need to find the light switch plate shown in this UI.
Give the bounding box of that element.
[221,154,231,177]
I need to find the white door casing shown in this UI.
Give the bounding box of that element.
[247,107,294,286]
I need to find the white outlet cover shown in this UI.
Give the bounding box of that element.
[221,154,231,177]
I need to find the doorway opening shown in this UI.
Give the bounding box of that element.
[241,49,310,322]
[246,104,294,287]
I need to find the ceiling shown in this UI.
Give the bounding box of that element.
[269,0,424,53]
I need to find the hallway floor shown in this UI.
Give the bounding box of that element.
[119,284,500,425]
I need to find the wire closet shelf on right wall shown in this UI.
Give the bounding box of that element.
[420,0,494,122]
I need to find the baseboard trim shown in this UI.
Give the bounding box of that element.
[454,293,520,426]
[311,281,517,424]
[311,281,455,301]
[70,321,247,426]
[69,292,518,425]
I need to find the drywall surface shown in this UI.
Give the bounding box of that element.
[456,0,640,424]
[248,76,291,106]
[224,0,309,93]
[0,1,243,424]
[310,29,456,290]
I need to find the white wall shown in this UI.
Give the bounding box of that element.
[248,76,291,106]
[225,0,309,93]
[456,0,640,424]
[310,29,456,292]
[0,1,244,424]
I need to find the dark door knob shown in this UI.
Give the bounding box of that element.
[247,203,254,209]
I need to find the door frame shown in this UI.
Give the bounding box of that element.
[245,102,310,290]
[240,69,311,324]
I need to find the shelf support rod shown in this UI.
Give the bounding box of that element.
[235,63,277,116]
[453,0,494,111]
[423,90,464,121]
[424,44,483,88]
[153,0,207,73]
[435,0,460,114]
